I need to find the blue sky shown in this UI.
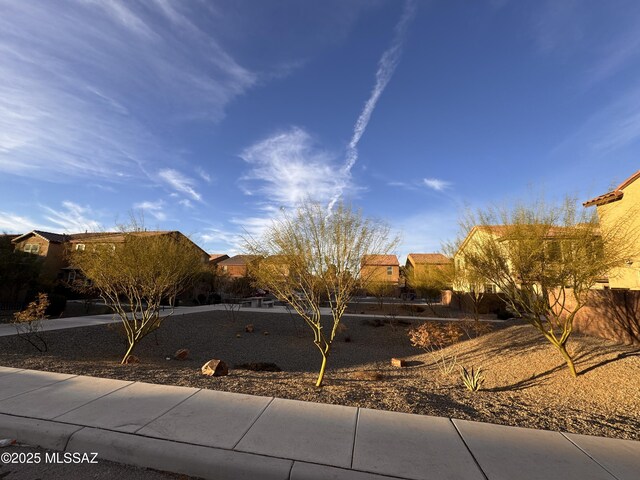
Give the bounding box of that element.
[1,0,640,260]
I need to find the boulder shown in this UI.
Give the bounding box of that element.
[174,348,189,360]
[263,331,270,336]
[391,358,406,368]
[201,359,228,377]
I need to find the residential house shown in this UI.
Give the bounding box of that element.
[10,230,71,285]
[454,226,506,293]
[209,254,229,266]
[217,254,259,278]
[584,169,640,290]
[454,223,606,293]
[405,253,452,279]
[12,230,210,286]
[360,254,400,285]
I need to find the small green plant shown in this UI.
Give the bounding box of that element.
[460,366,484,392]
[13,293,49,352]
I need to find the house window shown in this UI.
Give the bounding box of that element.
[68,271,76,282]
[223,265,228,272]
[485,284,495,294]
[387,266,393,275]
[23,244,40,254]
[75,244,85,251]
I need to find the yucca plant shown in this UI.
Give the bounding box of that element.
[460,366,484,392]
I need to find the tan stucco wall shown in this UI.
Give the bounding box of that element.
[361,265,399,284]
[596,179,640,290]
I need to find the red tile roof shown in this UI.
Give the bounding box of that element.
[583,169,640,207]
[361,254,400,266]
[407,253,451,265]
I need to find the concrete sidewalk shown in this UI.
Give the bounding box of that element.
[0,368,637,480]
[0,303,501,338]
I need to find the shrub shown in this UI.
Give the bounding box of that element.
[13,293,49,352]
[408,321,464,375]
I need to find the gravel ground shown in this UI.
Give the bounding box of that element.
[0,310,638,440]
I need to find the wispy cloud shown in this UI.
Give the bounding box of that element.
[0,212,48,233]
[158,169,202,202]
[196,167,212,183]
[41,201,102,233]
[240,127,351,206]
[0,1,256,182]
[329,0,416,208]
[552,85,640,156]
[423,178,451,191]
[133,200,167,221]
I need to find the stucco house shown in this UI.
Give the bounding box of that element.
[453,226,506,293]
[11,230,210,285]
[11,230,72,285]
[217,254,259,278]
[360,254,400,285]
[584,169,640,290]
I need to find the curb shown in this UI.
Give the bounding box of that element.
[0,413,401,480]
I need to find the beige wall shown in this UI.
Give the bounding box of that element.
[361,265,399,284]
[595,180,640,290]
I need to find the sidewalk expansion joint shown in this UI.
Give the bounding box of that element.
[132,386,202,434]
[561,433,621,480]
[350,407,360,469]
[231,395,275,450]
[51,380,135,420]
[450,419,489,480]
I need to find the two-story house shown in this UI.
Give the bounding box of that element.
[584,169,640,290]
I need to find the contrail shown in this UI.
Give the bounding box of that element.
[329,0,416,210]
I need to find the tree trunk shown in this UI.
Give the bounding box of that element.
[315,352,328,387]
[556,342,577,378]
[121,341,136,365]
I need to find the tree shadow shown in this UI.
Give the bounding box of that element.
[577,349,640,376]
[484,363,565,392]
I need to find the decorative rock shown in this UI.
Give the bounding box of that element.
[263,331,270,336]
[124,355,140,364]
[391,358,406,368]
[174,348,189,360]
[245,324,254,333]
[201,359,228,377]
[236,334,242,338]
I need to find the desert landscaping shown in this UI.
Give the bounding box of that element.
[1,309,638,441]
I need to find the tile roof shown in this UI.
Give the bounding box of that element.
[11,230,69,244]
[209,254,229,263]
[361,254,400,266]
[583,169,640,207]
[407,253,451,265]
[217,254,259,266]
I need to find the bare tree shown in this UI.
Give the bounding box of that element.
[455,197,637,377]
[245,201,398,387]
[70,231,205,363]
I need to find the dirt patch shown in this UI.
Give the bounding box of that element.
[0,310,638,440]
